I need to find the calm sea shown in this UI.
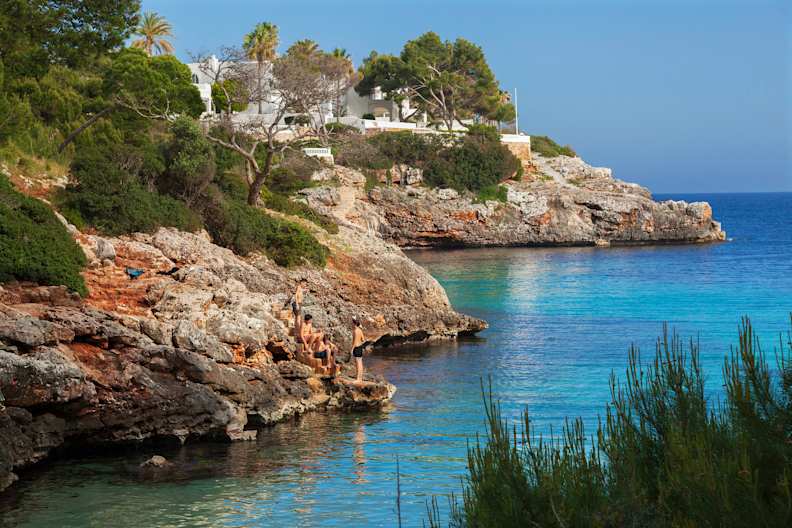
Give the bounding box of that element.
[1,193,790,527]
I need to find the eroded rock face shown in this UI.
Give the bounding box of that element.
[300,157,725,248]
[0,219,487,491]
[0,297,395,491]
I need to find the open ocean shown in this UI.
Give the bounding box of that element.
[1,192,790,527]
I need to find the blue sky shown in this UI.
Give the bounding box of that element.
[141,0,791,193]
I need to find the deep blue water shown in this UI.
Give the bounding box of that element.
[1,193,790,527]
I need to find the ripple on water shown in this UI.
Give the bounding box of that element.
[1,193,791,527]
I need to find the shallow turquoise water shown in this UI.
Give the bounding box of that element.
[1,193,790,527]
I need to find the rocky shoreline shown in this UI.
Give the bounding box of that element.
[303,154,725,249]
[0,224,482,492]
[0,152,725,493]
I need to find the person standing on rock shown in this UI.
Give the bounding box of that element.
[351,317,366,384]
[285,279,308,329]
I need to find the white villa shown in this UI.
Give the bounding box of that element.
[186,55,531,161]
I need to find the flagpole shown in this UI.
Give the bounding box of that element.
[514,88,519,134]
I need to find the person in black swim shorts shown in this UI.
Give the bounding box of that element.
[351,317,366,383]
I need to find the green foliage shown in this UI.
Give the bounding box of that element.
[263,191,338,234]
[424,135,520,192]
[59,144,200,236]
[364,171,381,192]
[201,185,327,267]
[367,131,442,168]
[465,124,501,143]
[104,48,204,119]
[211,79,248,114]
[475,184,508,203]
[334,134,392,170]
[430,319,792,528]
[531,135,577,158]
[161,117,215,205]
[269,153,322,194]
[0,0,139,80]
[357,33,514,130]
[0,173,86,295]
[362,113,375,120]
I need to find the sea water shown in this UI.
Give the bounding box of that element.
[1,193,790,527]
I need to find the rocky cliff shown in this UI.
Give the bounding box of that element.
[302,154,726,248]
[0,222,484,491]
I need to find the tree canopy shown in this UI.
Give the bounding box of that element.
[356,32,515,130]
[0,0,140,80]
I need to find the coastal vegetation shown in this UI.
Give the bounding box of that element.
[0,3,335,294]
[428,319,792,527]
[334,126,521,193]
[0,173,87,295]
[530,135,577,158]
[356,32,516,129]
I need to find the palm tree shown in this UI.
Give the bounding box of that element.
[287,39,320,58]
[331,48,355,121]
[332,48,355,77]
[131,12,174,56]
[243,22,279,114]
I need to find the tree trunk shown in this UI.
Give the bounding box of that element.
[247,149,273,206]
[58,106,115,152]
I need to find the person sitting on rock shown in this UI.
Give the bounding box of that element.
[299,314,323,353]
[314,335,338,376]
[351,317,366,384]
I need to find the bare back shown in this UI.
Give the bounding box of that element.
[352,326,365,348]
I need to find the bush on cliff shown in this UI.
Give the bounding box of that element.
[200,185,328,267]
[531,135,577,158]
[428,318,792,528]
[263,190,339,234]
[59,144,201,236]
[0,174,87,295]
[424,132,521,192]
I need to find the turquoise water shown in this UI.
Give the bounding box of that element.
[1,193,790,527]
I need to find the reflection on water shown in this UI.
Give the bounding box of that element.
[1,193,791,527]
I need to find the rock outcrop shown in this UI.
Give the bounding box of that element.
[300,154,725,248]
[0,222,482,491]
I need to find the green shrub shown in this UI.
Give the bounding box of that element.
[0,173,86,295]
[423,135,520,192]
[269,152,322,194]
[161,117,215,206]
[367,130,441,168]
[362,112,375,120]
[335,134,391,170]
[263,191,338,234]
[475,184,508,203]
[430,318,792,528]
[364,170,381,192]
[201,187,328,267]
[59,145,200,236]
[531,134,577,158]
[325,122,360,136]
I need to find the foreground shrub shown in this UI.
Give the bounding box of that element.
[430,318,792,528]
[59,145,200,235]
[201,186,328,267]
[0,174,86,295]
[367,130,442,168]
[531,135,577,158]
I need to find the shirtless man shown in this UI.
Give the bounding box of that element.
[351,317,366,383]
[314,335,338,376]
[299,314,323,353]
[285,279,308,328]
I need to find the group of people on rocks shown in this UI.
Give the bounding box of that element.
[286,279,366,383]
